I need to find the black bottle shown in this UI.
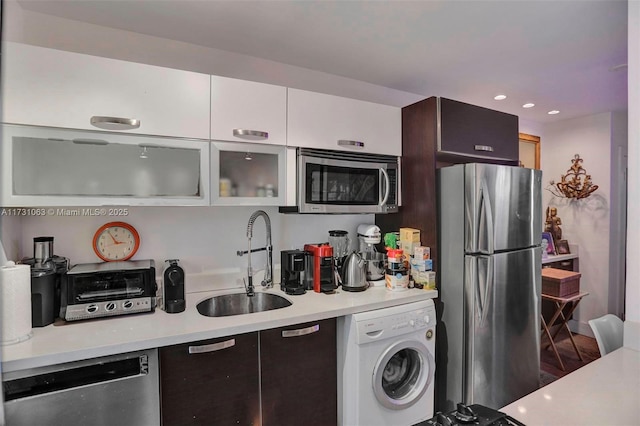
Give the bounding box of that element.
[163,259,185,313]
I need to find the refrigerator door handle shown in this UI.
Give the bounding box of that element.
[479,179,495,253]
[465,255,493,402]
[475,256,493,327]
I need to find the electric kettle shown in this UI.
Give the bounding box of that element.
[341,251,368,292]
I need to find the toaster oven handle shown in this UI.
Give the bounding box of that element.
[379,167,390,206]
[188,338,235,354]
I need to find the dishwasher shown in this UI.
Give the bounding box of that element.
[2,349,160,426]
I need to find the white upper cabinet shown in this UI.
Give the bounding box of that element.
[210,141,288,206]
[1,124,210,207]
[287,88,401,156]
[1,42,210,139]
[210,75,287,145]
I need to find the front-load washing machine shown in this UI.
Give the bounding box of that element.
[337,299,436,426]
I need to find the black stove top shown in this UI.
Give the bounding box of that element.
[415,403,525,426]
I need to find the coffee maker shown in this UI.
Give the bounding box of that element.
[163,259,185,313]
[303,243,337,293]
[280,250,306,295]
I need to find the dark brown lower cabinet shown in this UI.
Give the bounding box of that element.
[160,332,260,426]
[159,319,337,426]
[260,318,337,426]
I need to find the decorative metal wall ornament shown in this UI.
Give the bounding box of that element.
[547,154,599,199]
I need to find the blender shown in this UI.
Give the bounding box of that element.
[357,224,386,281]
[328,230,350,287]
[328,230,350,270]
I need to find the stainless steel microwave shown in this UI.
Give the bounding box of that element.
[287,148,400,214]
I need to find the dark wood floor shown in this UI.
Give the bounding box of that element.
[540,327,601,379]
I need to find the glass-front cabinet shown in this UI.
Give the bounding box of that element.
[210,141,288,206]
[1,124,210,206]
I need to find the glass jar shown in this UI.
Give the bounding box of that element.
[265,184,275,197]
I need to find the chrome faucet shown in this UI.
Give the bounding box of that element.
[236,210,273,296]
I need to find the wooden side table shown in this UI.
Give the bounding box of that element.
[540,291,589,370]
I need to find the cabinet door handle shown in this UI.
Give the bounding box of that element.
[282,324,319,338]
[90,116,141,130]
[188,338,235,354]
[337,140,365,149]
[72,138,109,145]
[474,145,494,152]
[233,129,269,140]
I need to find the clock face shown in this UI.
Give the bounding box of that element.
[93,222,140,262]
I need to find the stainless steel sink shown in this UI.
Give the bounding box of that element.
[196,292,292,317]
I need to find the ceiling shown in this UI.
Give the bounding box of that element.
[16,0,628,124]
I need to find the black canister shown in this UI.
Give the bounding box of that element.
[163,259,185,313]
[30,265,56,327]
[51,256,69,318]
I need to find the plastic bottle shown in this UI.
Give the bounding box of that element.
[385,249,409,292]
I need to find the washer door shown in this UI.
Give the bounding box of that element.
[372,339,435,410]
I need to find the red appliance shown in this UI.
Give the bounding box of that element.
[303,243,337,293]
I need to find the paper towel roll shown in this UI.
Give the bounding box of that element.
[1,263,33,345]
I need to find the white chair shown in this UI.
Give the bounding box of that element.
[588,314,624,356]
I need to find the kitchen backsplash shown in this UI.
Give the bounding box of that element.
[6,206,370,285]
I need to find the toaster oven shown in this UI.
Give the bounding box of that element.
[61,259,157,321]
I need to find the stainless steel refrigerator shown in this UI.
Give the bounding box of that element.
[436,163,542,412]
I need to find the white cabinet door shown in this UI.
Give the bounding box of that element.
[287,88,401,156]
[211,142,288,206]
[211,76,287,145]
[1,124,210,207]
[1,42,210,139]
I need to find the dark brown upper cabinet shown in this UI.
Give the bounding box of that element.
[436,97,519,164]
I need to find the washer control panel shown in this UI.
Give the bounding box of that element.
[355,300,436,343]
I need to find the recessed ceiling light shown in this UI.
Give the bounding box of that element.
[548,110,560,115]
[494,94,507,100]
[522,103,535,108]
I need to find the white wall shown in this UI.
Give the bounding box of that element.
[624,0,640,350]
[541,113,614,336]
[519,118,546,140]
[0,216,22,261]
[13,207,373,290]
[609,111,628,317]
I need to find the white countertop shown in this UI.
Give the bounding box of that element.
[1,283,437,373]
[501,347,640,425]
